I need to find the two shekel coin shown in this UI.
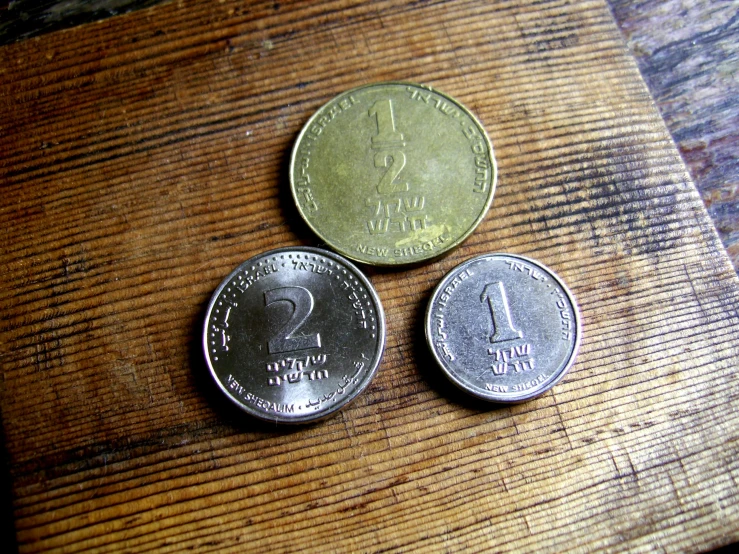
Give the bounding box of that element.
[203,247,385,424]
[203,82,580,422]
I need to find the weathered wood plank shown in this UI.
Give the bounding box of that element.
[4,0,736,275]
[0,0,168,45]
[1,0,738,552]
[608,0,739,269]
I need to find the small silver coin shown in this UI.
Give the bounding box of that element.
[203,247,385,423]
[425,253,581,403]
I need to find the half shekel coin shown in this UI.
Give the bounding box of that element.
[203,247,385,423]
[290,82,496,266]
[425,253,581,403]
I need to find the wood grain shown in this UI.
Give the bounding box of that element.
[1,0,738,552]
[608,0,739,270]
[4,0,738,275]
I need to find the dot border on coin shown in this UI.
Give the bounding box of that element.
[203,246,386,423]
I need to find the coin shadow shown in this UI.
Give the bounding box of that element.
[189,297,317,436]
[411,287,510,414]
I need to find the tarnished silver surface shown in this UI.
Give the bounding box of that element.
[203,247,385,423]
[425,253,581,403]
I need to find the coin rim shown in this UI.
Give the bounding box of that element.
[425,252,582,403]
[203,246,386,423]
[289,81,498,267]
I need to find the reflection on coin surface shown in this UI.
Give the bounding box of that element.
[425,253,581,403]
[203,247,385,423]
[290,82,496,266]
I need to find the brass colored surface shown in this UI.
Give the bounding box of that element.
[290,82,496,266]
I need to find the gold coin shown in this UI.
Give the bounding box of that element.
[290,82,496,266]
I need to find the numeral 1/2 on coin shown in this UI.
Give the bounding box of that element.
[369,99,408,194]
[481,282,523,344]
[264,286,321,354]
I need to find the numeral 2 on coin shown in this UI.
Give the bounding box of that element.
[264,286,321,354]
[481,282,523,343]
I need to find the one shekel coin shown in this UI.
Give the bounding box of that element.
[290,82,496,266]
[203,247,385,423]
[425,253,581,403]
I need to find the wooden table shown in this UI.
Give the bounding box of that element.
[2,1,738,552]
[608,0,739,270]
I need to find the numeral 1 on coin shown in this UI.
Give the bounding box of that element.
[264,286,321,354]
[481,282,523,343]
[369,99,405,147]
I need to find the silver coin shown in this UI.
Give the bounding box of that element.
[203,247,385,423]
[425,253,581,403]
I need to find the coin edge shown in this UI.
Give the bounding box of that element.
[289,81,498,267]
[424,252,582,403]
[202,246,387,423]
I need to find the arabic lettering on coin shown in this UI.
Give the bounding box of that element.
[203,247,385,423]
